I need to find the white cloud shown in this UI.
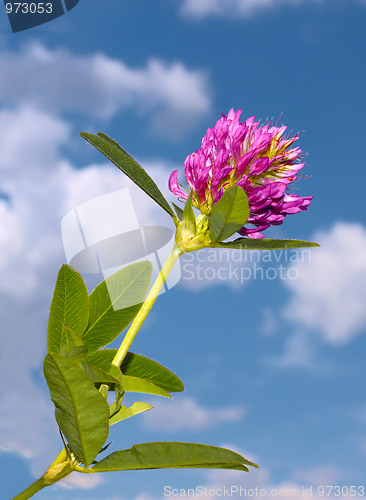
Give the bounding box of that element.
[143,396,246,431]
[0,43,211,138]
[179,245,307,291]
[180,247,259,290]
[133,454,352,500]
[180,0,322,19]
[0,105,177,476]
[134,495,161,500]
[0,106,70,171]
[282,222,366,345]
[294,464,345,485]
[274,330,317,368]
[59,472,104,490]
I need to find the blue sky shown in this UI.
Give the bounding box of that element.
[1,1,366,499]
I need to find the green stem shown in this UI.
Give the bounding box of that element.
[11,477,49,500]
[11,449,75,500]
[13,245,183,498]
[112,245,182,368]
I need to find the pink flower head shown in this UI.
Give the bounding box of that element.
[169,109,312,238]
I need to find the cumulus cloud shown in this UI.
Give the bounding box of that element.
[180,0,366,20]
[180,0,323,19]
[0,106,70,172]
[282,222,366,345]
[196,463,354,500]
[143,396,246,431]
[179,245,310,291]
[0,43,211,137]
[273,330,318,368]
[133,454,350,500]
[294,465,346,485]
[58,472,105,490]
[179,247,255,291]
[0,105,176,477]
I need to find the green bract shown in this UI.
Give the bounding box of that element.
[209,185,250,242]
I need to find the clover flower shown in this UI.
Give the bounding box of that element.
[169,109,312,238]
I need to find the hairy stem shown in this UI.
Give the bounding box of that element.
[14,246,182,498]
[112,245,182,368]
[11,449,75,500]
[11,477,50,500]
